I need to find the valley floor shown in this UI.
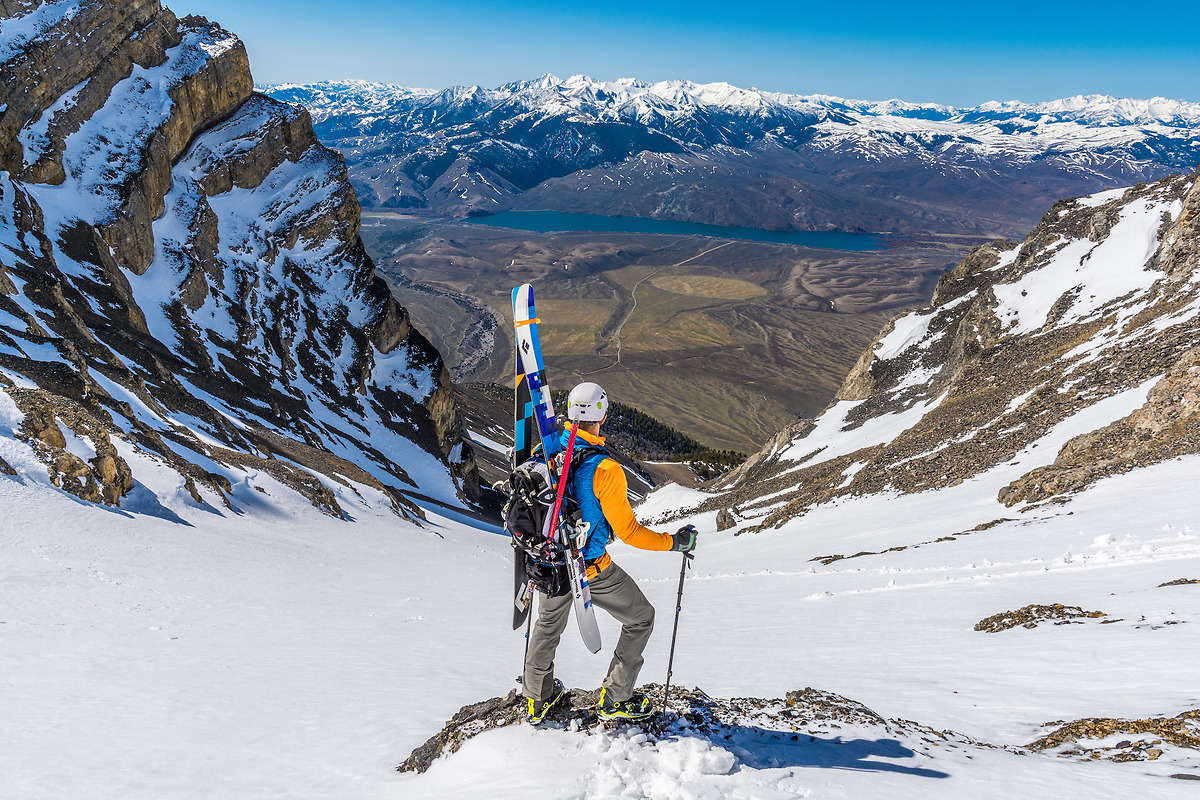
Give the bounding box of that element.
[3,451,1199,798]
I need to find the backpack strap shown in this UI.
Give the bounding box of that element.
[564,445,609,502]
[570,445,609,469]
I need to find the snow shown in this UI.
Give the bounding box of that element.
[993,193,1182,335]
[1073,186,1129,209]
[466,428,507,454]
[272,76,1200,168]
[24,23,241,227]
[5,33,1200,799]
[4,419,1199,798]
[773,392,947,470]
[4,141,1198,794]
[17,78,88,167]
[0,0,80,64]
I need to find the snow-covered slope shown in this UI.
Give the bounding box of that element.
[0,0,478,520]
[685,167,1200,532]
[10,169,1197,797]
[5,374,1198,798]
[265,76,1200,236]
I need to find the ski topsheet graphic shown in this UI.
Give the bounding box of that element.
[512,330,539,630]
[512,283,602,653]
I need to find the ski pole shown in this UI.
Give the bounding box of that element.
[523,592,534,663]
[662,549,693,710]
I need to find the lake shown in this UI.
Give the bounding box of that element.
[467,210,885,251]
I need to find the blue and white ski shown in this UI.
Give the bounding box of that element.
[512,283,602,654]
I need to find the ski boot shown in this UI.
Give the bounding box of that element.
[527,679,566,725]
[597,687,654,721]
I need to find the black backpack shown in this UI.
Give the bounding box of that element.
[500,446,607,598]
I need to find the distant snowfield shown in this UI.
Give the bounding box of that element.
[3,442,1198,797]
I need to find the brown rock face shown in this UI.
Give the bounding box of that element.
[0,0,478,515]
[1000,347,1200,506]
[682,169,1200,531]
[9,387,135,506]
[1154,178,1200,282]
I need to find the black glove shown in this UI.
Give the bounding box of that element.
[671,524,698,552]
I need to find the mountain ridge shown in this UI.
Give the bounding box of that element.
[657,166,1200,531]
[0,0,479,519]
[263,76,1200,126]
[264,75,1200,238]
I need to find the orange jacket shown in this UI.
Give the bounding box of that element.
[567,424,672,578]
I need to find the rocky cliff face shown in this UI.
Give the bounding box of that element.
[0,0,477,517]
[683,168,1200,532]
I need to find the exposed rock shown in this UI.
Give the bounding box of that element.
[0,0,479,515]
[1000,346,1200,506]
[666,166,1200,532]
[397,684,999,775]
[715,507,736,531]
[398,691,525,774]
[9,387,134,505]
[1158,578,1200,588]
[1028,710,1200,759]
[974,604,1107,632]
[1153,177,1200,282]
[809,517,1017,565]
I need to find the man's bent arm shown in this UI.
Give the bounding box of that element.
[593,460,673,551]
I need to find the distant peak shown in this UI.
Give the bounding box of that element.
[263,77,1200,126]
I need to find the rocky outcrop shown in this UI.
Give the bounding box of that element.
[677,167,1200,530]
[0,0,478,516]
[7,386,134,505]
[1028,710,1200,761]
[973,604,1107,632]
[1000,347,1200,505]
[397,684,1002,774]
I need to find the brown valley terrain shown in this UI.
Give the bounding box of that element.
[360,216,979,452]
[282,80,1200,457]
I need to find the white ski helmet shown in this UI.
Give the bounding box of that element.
[567,382,608,422]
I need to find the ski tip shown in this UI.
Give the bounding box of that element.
[512,284,535,319]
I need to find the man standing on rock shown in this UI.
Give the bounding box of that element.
[524,381,699,724]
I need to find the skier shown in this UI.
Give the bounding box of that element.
[524,381,699,723]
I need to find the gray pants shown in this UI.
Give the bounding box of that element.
[522,562,655,701]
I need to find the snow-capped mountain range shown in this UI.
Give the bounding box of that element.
[273,75,1200,129]
[266,76,1200,237]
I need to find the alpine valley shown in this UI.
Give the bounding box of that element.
[3,3,1200,800]
[265,77,1200,452]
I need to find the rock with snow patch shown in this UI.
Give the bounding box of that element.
[676,166,1200,531]
[0,0,479,517]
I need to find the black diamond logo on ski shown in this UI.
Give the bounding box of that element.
[521,340,531,353]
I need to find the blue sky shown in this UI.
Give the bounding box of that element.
[169,0,1200,105]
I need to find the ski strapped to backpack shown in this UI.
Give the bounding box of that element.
[509,282,603,653]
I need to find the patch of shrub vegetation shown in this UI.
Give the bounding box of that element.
[548,390,746,478]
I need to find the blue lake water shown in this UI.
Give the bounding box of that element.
[467,210,885,251]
